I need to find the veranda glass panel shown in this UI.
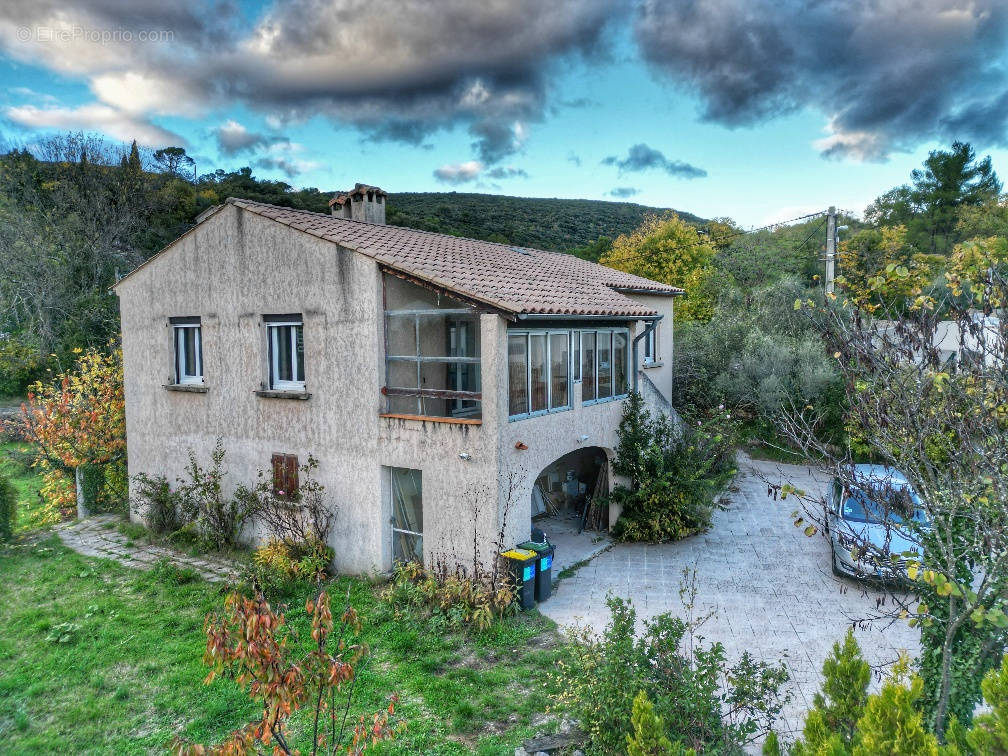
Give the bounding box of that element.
[613,331,628,396]
[597,331,613,399]
[529,333,547,412]
[549,332,569,409]
[508,334,529,415]
[581,331,596,401]
[391,467,423,563]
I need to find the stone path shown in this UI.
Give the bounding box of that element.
[55,514,242,583]
[539,454,921,739]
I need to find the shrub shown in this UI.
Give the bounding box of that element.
[555,574,788,754]
[251,537,334,593]
[176,439,256,550]
[610,393,737,543]
[248,455,335,547]
[0,473,17,541]
[626,690,687,756]
[381,560,516,632]
[131,472,179,534]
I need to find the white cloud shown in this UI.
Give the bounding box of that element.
[433,160,484,184]
[4,102,183,146]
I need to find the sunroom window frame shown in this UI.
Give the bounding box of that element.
[582,327,631,406]
[507,328,573,420]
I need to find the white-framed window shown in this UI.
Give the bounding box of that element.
[171,317,202,385]
[265,315,305,390]
[643,323,659,364]
[507,329,572,418]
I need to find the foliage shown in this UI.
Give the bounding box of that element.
[609,392,737,543]
[554,583,788,755]
[866,141,1001,256]
[171,589,399,755]
[386,192,700,252]
[21,344,126,519]
[601,213,718,321]
[626,690,685,756]
[0,335,50,398]
[783,235,1008,737]
[131,472,181,534]
[380,559,515,633]
[0,473,17,541]
[252,538,335,593]
[175,440,256,551]
[965,652,1008,753]
[0,441,47,532]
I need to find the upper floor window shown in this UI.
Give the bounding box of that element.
[382,273,481,419]
[171,316,202,385]
[581,328,629,404]
[508,330,571,418]
[643,324,659,364]
[265,314,305,390]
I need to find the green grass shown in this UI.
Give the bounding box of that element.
[0,441,50,532]
[0,537,566,754]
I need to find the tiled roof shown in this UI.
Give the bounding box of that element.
[229,198,681,317]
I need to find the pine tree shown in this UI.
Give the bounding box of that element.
[966,653,1008,753]
[852,656,939,756]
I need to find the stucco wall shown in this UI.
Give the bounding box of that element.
[117,206,678,574]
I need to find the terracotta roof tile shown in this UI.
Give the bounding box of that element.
[227,198,681,317]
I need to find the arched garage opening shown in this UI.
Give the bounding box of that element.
[530,446,612,573]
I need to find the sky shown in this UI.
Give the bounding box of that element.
[3,0,1008,227]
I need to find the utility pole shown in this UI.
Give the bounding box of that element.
[825,206,837,295]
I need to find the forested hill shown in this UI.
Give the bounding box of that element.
[385,192,703,251]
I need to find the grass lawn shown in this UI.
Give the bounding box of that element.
[0,536,567,754]
[0,441,51,532]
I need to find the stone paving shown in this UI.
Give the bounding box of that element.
[55,514,242,583]
[539,455,921,739]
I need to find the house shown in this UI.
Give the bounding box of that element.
[113,186,682,573]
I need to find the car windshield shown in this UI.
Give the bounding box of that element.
[842,486,928,526]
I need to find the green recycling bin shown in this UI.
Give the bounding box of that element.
[500,548,537,610]
[518,539,554,603]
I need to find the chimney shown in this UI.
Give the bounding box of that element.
[329,183,387,224]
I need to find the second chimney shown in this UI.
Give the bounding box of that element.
[329,183,387,224]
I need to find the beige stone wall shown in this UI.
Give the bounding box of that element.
[117,205,677,574]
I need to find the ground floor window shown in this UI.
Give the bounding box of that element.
[390,467,423,563]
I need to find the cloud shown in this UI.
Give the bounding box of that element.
[601,143,707,179]
[253,155,322,178]
[485,165,529,180]
[608,186,640,198]
[4,102,183,146]
[433,160,484,184]
[213,119,289,155]
[0,0,619,163]
[566,150,582,167]
[634,0,1008,159]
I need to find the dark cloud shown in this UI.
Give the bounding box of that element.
[635,0,1008,159]
[602,143,707,179]
[608,186,640,198]
[253,156,314,178]
[0,0,619,163]
[214,120,288,155]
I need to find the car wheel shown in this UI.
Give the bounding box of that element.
[831,546,844,577]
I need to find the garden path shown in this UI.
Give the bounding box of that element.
[55,514,242,582]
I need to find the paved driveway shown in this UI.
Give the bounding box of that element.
[538,455,921,737]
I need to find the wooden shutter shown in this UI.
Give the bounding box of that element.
[284,454,299,498]
[271,453,284,496]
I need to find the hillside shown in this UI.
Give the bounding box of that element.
[385,192,703,252]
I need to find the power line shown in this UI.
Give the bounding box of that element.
[601,210,828,266]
